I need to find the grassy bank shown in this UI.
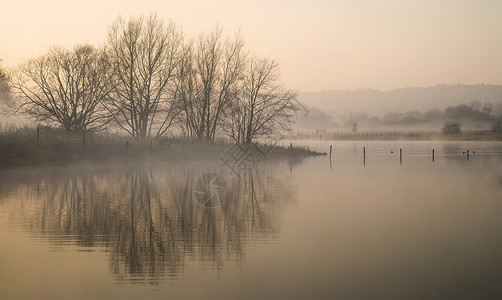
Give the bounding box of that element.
[0,127,324,168]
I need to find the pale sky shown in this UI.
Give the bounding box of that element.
[1,0,502,92]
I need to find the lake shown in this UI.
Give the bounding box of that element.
[1,140,502,299]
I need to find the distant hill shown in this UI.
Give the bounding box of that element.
[297,84,502,115]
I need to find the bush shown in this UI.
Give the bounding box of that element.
[492,120,502,133]
[442,121,462,135]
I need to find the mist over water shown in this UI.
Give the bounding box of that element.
[1,141,502,299]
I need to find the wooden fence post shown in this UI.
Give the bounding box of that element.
[363,147,366,165]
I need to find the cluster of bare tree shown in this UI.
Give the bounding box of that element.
[8,15,298,142]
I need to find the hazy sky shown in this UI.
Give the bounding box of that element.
[1,0,501,91]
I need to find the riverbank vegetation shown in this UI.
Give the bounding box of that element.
[0,125,323,168]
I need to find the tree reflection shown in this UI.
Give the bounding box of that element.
[0,164,294,284]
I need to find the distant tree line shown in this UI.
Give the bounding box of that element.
[7,15,298,143]
[297,100,502,132]
[362,101,502,127]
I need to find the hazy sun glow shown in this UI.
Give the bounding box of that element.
[1,0,501,91]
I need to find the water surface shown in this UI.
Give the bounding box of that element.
[1,141,502,299]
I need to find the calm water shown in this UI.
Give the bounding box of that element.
[1,141,502,299]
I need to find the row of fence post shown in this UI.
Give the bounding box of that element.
[35,127,159,152]
[301,132,398,139]
[326,145,473,165]
[35,127,157,153]
[36,127,88,149]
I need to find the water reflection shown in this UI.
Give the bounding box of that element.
[0,164,294,284]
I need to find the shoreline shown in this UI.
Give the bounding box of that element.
[0,139,325,169]
[3,128,502,168]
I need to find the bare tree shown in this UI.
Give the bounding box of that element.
[0,58,9,102]
[173,41,199,139]
[0,58,6,82]
[175,27,245,142]
[223,57,298,143]
[10,45,112,132]
[106,14,182,139]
